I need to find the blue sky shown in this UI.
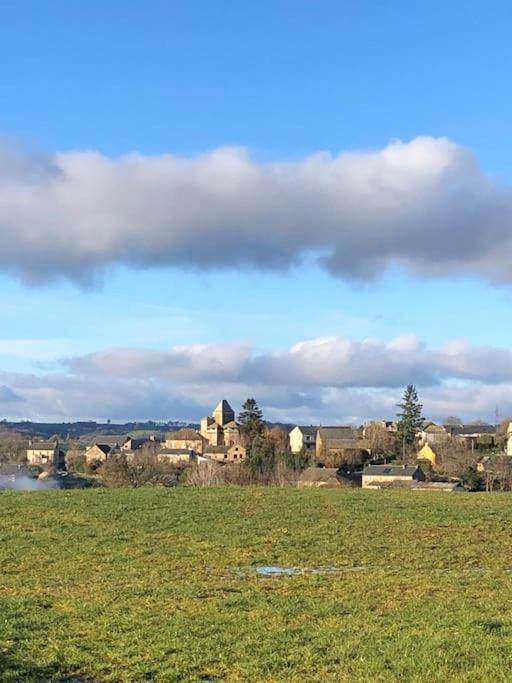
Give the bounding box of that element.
[0,1,511,423]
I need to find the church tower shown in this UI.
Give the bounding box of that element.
[213,399,235,426]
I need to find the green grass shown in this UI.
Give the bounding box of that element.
[1,487,512,682]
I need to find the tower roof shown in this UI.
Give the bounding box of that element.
[212,399,235,426]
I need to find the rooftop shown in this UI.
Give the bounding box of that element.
[298,467,341,482]
[364,465,420,477]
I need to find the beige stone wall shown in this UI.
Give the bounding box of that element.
[165,438,204,453]
[206,445,246,463]
[223,427,242,447]
[26,448,57,466]
[362,474,413,489]
[157,453,193,465]
[85,445,108,464]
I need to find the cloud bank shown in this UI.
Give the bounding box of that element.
[1,335,511,423]
[1,137,512,285]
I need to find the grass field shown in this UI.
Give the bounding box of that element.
[1,487,512,682]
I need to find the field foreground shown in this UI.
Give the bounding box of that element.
[1,487,512,682]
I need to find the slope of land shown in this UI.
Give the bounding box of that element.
[1,487,512,682]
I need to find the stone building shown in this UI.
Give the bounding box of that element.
[204,444,247,463]
[164,428,207,454]
[26,440,61,467]
[362,464,425,489]
[200,400,242,447]
[316,426,361,459]
[289,426,317,454]
[85,443,119,465]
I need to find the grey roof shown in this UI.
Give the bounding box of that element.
[88,436,120,447]
[322,438,359,449]
[93,444,114,456]
[204,446,229,454]
[124,436,153,450]
[298,467,341,482]
[167,429,204,440]
[295,426,317,436]
[159,448,194,456]
[364,465,420,477]
[445,424,496,435]
[318,426,358,440]
[28,441,58,450]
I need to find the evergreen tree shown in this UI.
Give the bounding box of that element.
[247,434,275,476]
[396,384,423,450]
[238,398,264,448]
[284,446,310,472]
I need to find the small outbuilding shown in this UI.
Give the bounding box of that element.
[157,448,196,465]
[362,464,425,489]
[85,443,118,464]
[297,467,346,488]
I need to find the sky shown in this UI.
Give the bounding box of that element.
[0,0,512,424]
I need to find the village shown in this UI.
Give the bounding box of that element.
[11,393,512,493]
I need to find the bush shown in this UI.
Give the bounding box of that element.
[98,453,179,488]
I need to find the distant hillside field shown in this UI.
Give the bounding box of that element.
[1,488,512,682]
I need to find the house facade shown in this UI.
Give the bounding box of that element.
[26,441,60,467]
[316,426,362,460]
[289,426,317,453]
[204,444,247,463]
[418,422,448,446]
[121,436,158,452]
[165,428,207,454]
[157,448,196,465]
[85,443,118,464]
[507,422,512,456]
[297,467,345,488]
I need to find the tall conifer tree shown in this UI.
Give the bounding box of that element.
[396,384,423,449]
[238,398,264,448]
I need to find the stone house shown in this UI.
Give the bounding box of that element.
[200,400,242,447]
[444,424,496,448]
[157,448,196,465]
[26,441,61,467]
[85,443,118,464]
[121,436,158,452]
[164,428,207,454]
[204,444,247,463]
[289,426,317,453]
[297,467,346,488]
[418,422,448,446]
[316,426,363,460]
[362,464,425,489]
[363,420,397,435]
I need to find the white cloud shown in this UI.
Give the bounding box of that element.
[1,137,512,285]
[0,335,511,423]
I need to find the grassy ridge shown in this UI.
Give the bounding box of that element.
[1,487,512,681]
